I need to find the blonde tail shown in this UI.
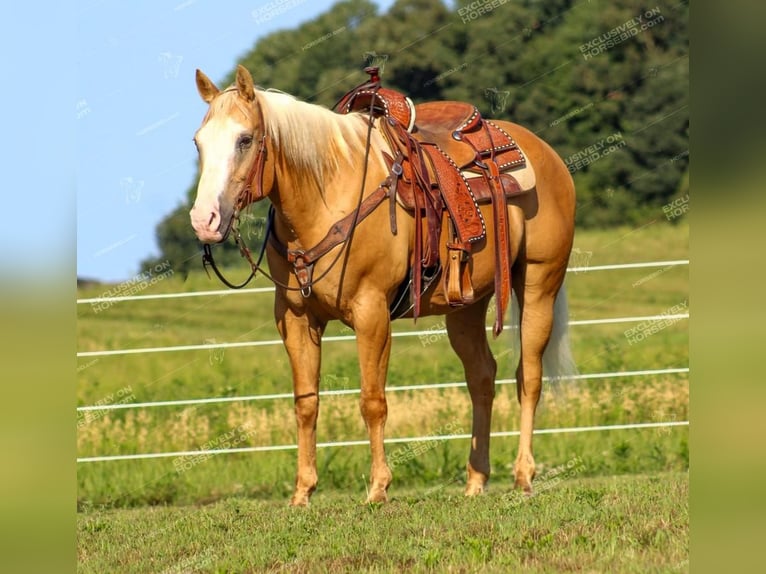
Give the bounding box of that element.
[543,285,578,384]
[510,285,578,389]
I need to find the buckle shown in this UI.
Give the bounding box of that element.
[286,249,304,265]
[287,250,313,298]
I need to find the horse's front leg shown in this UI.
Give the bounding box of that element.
[274,291,325,506]
[353,293,393,503]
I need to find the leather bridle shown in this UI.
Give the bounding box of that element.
[201,98,270,290]
[202,90,389,297]
[235,102,268,210]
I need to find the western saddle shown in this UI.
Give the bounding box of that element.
[334,67,529,336]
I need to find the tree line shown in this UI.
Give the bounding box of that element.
[143,0,688,276]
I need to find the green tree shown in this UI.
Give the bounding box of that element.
[144,0,688,274]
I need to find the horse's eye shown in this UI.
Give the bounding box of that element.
[237,134,253,151]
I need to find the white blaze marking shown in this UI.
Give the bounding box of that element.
[195,115,248,209]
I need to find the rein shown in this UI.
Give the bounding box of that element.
[201,206,272,290]
[202,89,386,296]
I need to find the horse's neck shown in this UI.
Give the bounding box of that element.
[270,162,361,250]
[266,104,373,248]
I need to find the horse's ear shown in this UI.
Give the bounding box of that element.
[196,69,220,103]
[235,64,255,102]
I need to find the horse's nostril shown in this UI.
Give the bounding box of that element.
[208,212,216,226]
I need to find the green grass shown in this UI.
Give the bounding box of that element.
[76,221,688,571]
[77,472,689,573]
[76,221,688,505]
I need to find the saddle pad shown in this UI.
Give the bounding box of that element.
[394,140,536,210]
[462,139,536,195]
[397,172,529,210]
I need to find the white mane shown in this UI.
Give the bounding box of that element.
[254,90,374,192]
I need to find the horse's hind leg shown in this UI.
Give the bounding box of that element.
[446,296,496,495]
[513,267,562,493]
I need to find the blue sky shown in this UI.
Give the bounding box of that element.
[75,0,395,283]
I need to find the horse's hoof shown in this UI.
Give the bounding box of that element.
[514,477,533,495]
[464,482,486,496]
[289,493,312,507]
[365,488,388,504]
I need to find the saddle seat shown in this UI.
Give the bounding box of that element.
[413,101,527,174]
[413,100,479,138]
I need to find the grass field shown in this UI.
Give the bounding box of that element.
[78,473,688,574]
[77,220,688,572]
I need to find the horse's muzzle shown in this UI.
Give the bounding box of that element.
[190,206,233,244]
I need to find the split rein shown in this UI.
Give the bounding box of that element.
[201,97,380,297]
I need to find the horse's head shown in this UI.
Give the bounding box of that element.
[190,65,268,244]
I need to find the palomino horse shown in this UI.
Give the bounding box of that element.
[190,65,576,506]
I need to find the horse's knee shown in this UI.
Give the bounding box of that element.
[359,393,387,421]
[294,393,319,426]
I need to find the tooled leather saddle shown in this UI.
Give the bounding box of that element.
[335,67,529,336]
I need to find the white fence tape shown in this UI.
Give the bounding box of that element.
[76,421,689,463]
